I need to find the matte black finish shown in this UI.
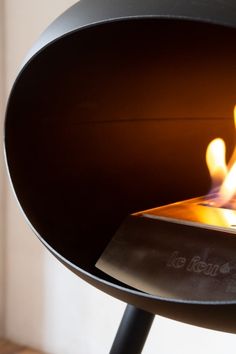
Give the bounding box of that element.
[21,0,236,67]
[97,215,236,302]
[110,305,155,354]
[4,0,236,333]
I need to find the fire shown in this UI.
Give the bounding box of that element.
[206,106,236,208]
[206,138,227,186]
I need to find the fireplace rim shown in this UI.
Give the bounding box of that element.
[11,14,236,82]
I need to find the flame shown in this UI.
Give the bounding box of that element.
[218,162,236,207]
[206,138,227,186]
[206,106,236,208]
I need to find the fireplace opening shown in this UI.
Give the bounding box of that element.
[5,18,236,299]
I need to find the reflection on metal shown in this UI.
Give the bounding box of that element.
[138,197,236,233]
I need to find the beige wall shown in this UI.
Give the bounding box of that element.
[4,1,236,354]
[0,0,6,337]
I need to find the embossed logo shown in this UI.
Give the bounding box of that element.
[167,251,230,277]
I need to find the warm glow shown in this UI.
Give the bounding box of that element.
[234,105,236,128]
[206,138,227,186]
[206,106,236,208]
[219,162,236,207]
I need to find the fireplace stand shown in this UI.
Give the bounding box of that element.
[110,305,155,354]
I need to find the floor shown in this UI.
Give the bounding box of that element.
[0,339,44,354]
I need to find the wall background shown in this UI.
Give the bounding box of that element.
[0,0,6,337]
[3,1,236,353]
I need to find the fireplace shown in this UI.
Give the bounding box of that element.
[4,0,236,340]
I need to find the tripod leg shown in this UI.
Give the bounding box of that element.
[110,304,155,354]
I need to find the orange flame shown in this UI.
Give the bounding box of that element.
[206,106,236,208]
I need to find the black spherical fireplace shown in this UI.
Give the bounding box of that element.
[4,1,236,352]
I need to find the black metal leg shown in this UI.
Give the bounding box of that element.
[110,304,155,354]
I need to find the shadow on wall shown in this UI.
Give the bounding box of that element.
[5,188,46,347]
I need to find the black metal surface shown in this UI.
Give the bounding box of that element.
[110,305,155,354]
[21,0,236,69]
[4,0,236,333]
[97,215,236,302]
